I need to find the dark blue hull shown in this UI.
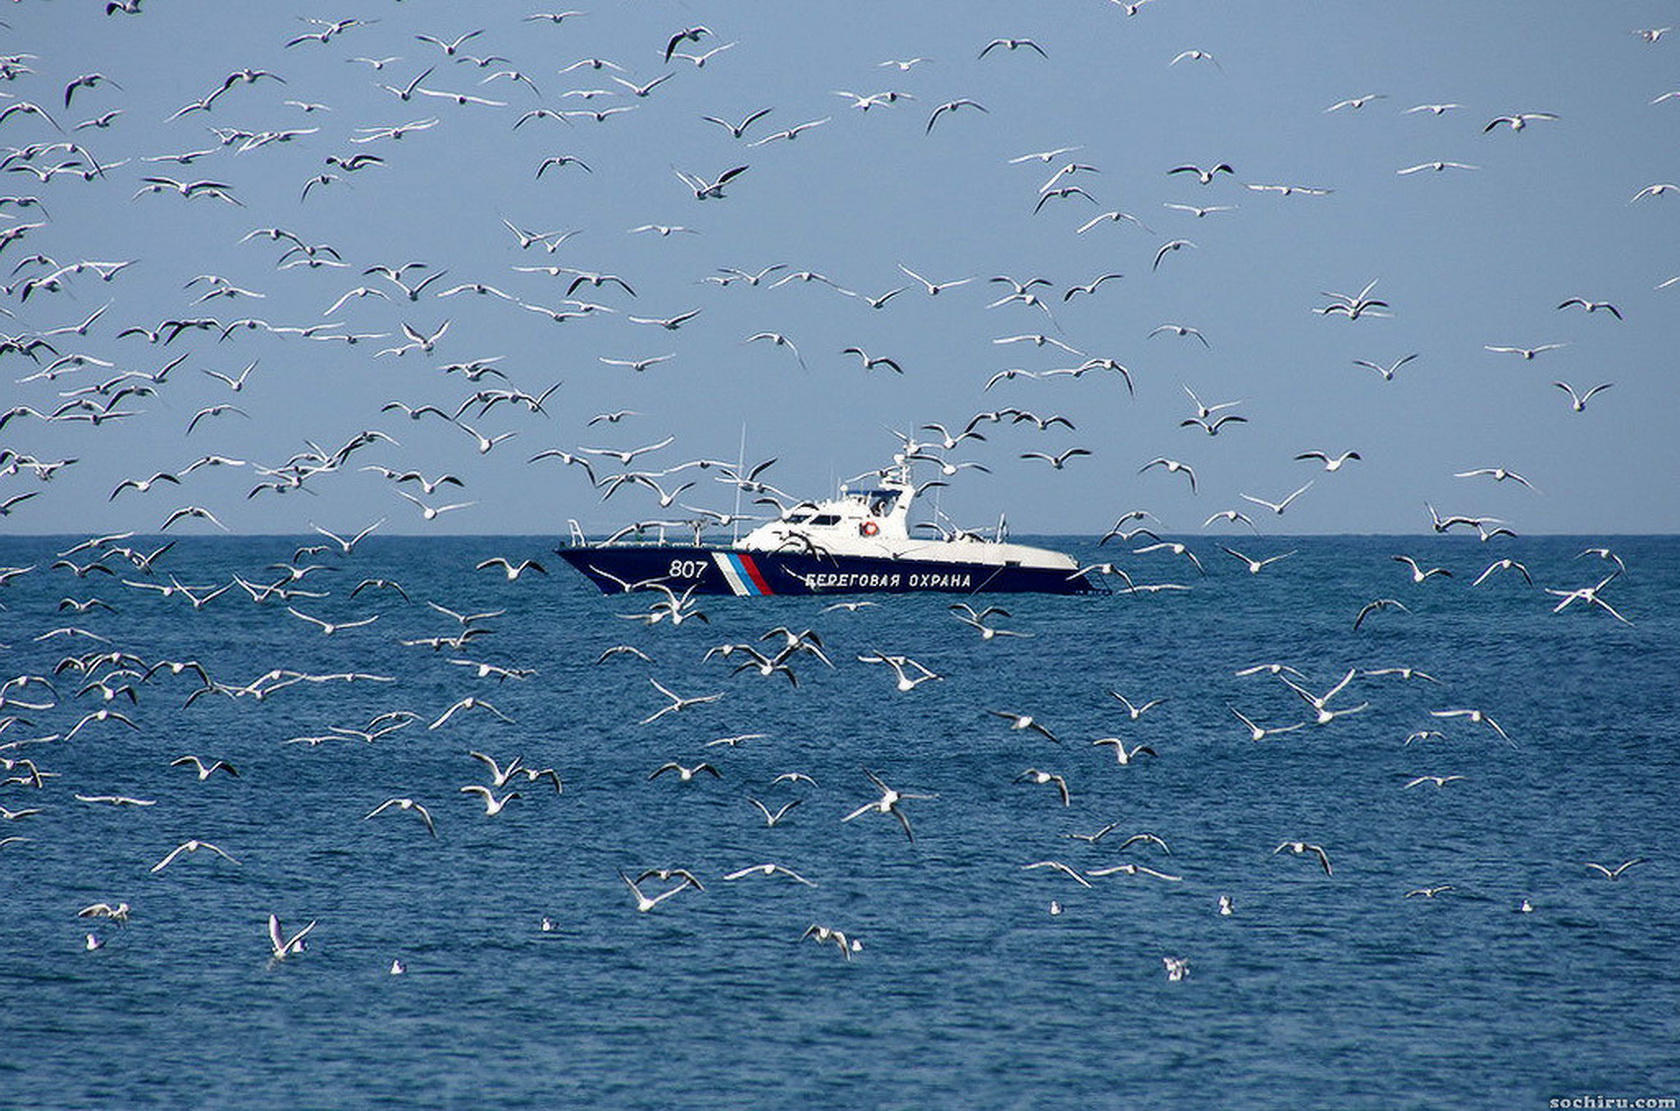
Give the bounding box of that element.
[555,545,1102,596]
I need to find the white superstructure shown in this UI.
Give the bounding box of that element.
[734,463,1080,573]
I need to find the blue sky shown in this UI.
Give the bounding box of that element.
[0,0,1675,536]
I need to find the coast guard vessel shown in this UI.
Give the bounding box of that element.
[556,462,1100,596]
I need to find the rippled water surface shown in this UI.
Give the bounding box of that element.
[1,535,1675,1109]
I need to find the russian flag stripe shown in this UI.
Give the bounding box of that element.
[711,552,776,596]
[738,554,774,595]
[712,552,751,595]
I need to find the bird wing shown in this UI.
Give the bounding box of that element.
[150,843,190,872]
[892,807,915,842]
[287,918,317,950]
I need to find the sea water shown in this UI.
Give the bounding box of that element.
[0,534,1674,1109]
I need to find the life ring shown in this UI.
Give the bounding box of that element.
[859,520,879,537]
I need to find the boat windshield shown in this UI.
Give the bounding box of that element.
[862,489,901,516]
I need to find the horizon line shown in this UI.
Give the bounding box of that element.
[1,531,1675,541]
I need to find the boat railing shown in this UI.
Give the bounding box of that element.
[565,519,718,547]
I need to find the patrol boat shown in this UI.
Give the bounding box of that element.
[556,462,1101,596]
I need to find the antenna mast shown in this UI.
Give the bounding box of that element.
[731,422,746,545]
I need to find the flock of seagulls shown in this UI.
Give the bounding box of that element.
[0,10,1667,1098]
[0,0,1663,549]
[6,508,1614,961]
